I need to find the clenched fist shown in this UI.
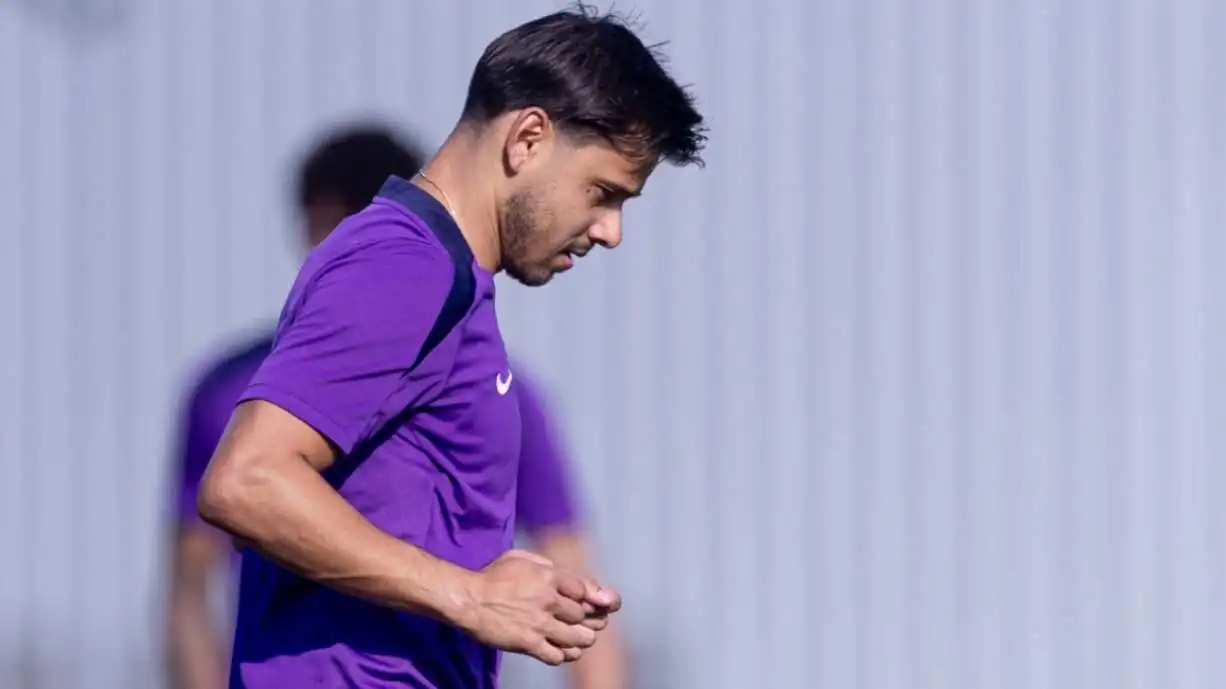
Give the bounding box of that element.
[456,549,621,665]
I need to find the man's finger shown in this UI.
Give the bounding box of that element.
[580,615,609,632]
[553,570,588,601]
[581,600,615,616]
[532,640,566,666]
[581,579,620,611]
[560,645,584,663]
[550,595,587,624]
[542,619,597,650]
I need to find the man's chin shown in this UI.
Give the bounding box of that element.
[505,265,555,287]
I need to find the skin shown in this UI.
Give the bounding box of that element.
[417,107,656,287]
[193,107,659,677]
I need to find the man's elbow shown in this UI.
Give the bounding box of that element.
[196,448,275,534]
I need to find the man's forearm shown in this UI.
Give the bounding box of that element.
[198,450,474,626]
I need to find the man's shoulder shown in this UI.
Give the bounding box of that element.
[295,205,460,303]
[316,201,453,268]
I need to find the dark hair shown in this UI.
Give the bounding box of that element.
[296,125,427,212]
[461,3,707,167]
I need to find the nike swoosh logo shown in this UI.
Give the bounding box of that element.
[496,371,513,396]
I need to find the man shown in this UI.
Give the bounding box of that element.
[168,126,631,689]
[197,7,705,689]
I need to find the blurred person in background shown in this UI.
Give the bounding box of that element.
[165,123,629,689]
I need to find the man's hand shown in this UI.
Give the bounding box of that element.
[457,550,621,666]
[530,530,631,689]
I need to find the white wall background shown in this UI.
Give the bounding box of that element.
[1,1,1223,688]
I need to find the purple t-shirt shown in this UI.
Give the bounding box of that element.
[172,176,578,689]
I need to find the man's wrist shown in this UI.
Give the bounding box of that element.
[442,568,482,632]
[401,553,482,631]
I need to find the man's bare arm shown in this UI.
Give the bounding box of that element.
[196,400,475,625]
[199,399,619,666]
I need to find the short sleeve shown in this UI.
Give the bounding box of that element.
[515,373,582,532]
[239,238,454,455]
[172,381,229,524]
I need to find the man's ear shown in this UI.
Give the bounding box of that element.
[503,107,554,176]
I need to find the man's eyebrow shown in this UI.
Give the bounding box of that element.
[599,180,641,198]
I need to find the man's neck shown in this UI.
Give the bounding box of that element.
[413,130,502,274]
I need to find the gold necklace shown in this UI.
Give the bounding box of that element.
[415,170,460,224]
